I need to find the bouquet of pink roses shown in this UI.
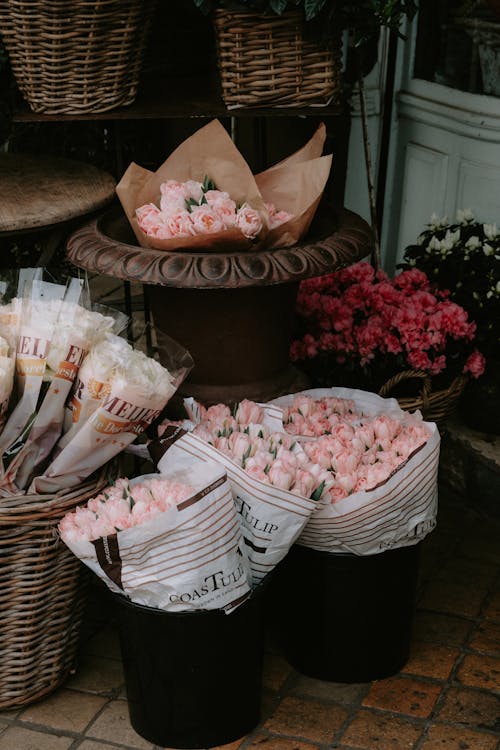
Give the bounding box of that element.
[152,386,438,569]
[59,464,252,614]
[269,387,439,554]
[136,175,292,244]
[116,118,332,253]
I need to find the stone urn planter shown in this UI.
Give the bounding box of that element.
[66,202,373,405]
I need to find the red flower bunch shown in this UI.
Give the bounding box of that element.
[290,261,485,388]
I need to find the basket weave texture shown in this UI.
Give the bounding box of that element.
[0,476,109,709]
[0,0,157,114]
[213,9,343,108]
[378,370,469,428]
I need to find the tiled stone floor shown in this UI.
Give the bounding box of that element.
[0,486,499,750]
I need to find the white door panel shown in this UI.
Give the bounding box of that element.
[395,142,449,262]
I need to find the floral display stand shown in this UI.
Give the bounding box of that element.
[66,202,373,405]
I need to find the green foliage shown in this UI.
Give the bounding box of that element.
[192,0,418,43]
[401,210,500,358]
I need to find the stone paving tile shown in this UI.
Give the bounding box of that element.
[468,620,500,655]
[81,624,123,660]
[290,675,369,705]
[85,700,154,749]
[246,734,320,750]
[261,689,280,721]
[483,591,500,622]
[436,558,499,589]
[18,689,108,733]
[0,708,20,720]
[262,653,294,693]
[436,686,500,732]
[362,676,442,718]
[0,726,73,749]
[457,535,500,566]
[419,723,500,749]
[455,653,500,692]
[263,696,348,743]
[418,580,486,618]
[339,708,423,749]
[412,611,474,647]
[65,654,125,695]
[402,641,460,680]
[76,741,131,750]
[209,739,248,750]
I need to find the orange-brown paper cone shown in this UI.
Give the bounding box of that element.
[116,119,269,252]
[265,122,327,171]
[255,122,332,249]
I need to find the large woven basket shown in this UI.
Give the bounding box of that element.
[378,370,469,428]
[212,9,343,108]
[0,475,110,709]
[0,0,157,114]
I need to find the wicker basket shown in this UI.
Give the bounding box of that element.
[378,370,469,427]
[212,9,343,108]
[0,475,110,709]
[0,0,157,115]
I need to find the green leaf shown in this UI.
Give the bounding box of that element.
[242,445,252,468]
[304,0,327,21]
[202,175,216,192]
[269,0,288,14]
[311,480,326,501]
[185,197,199,213]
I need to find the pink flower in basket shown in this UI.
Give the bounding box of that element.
[291,261,486,391]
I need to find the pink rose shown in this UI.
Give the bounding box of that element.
[291,469,315,499]
[204,404,232,423]
[228,432,252,462]
[267,459,294,491]
[160,181,190,213]
[236,203,263,239]
[184,180,204,203]
[163,210,196,238]
[246,423,269,440]
[192,424,215,443]
[269,209,293,229]
[190,205,226,235]
[205,191,237,225]
[136,203,167,237]
[213,436,230,453]
[245,454,269,472]
[235,399,263,425]
[245,465,269,483]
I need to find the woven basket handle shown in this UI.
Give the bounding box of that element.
[378,369,432,403]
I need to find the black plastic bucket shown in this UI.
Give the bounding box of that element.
[273,542,421,683]
[113,583,268,748]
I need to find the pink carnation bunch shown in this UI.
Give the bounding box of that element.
[58,476,194,543]
[290,261,485,382]
[136,177,265,241]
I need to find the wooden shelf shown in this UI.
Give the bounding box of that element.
[11,74,346,123]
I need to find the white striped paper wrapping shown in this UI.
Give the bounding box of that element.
[270,388,440,555]
[61,461,252,614]
[156,430,317,586]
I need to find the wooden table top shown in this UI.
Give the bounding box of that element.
[0,153,116,234]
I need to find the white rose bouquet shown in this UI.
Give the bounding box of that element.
[0,270,191,496]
